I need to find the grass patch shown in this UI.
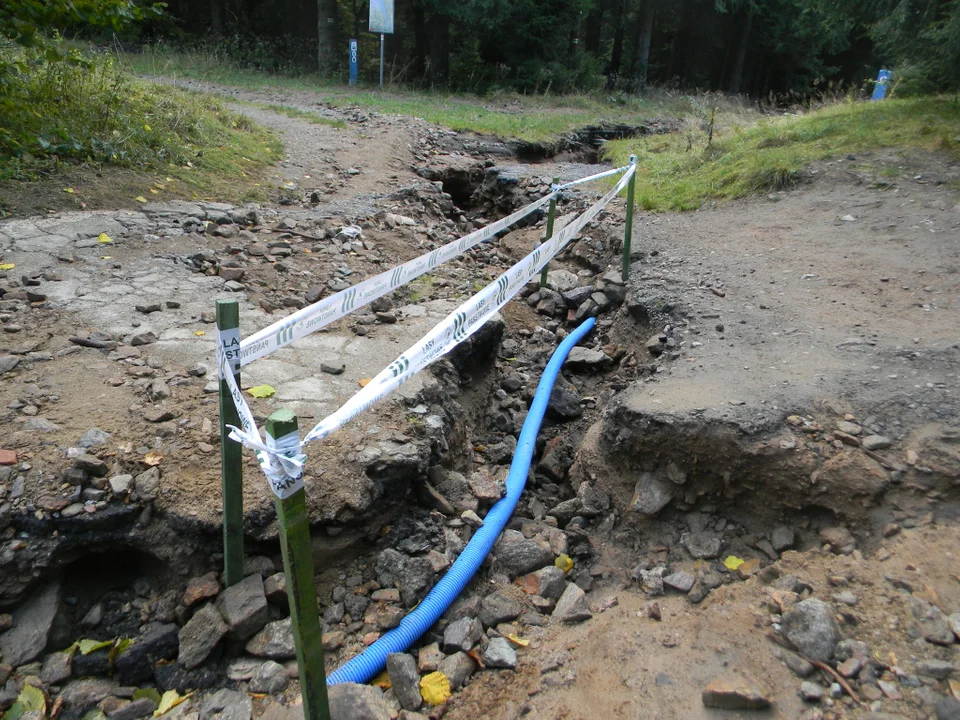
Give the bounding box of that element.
[119,46,752,143]
[605,97,960,211]
[260,104,347,129]
[0,46,282,215]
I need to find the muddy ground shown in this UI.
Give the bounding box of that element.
[0,84,958,720]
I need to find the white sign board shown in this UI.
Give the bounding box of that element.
[369,0,394,34]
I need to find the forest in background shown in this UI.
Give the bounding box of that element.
[123,0,960,97]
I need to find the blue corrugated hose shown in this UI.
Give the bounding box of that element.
[326,316,597,685]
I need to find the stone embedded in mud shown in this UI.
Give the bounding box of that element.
[178,603,229,669]
[547,384,582,420]
[200,688,253,720]
[681,530,722,559]
[443,617,483,653]
[564,347,613,372]
[819,526,855,553]
[771,526,796,552]
[249,660,288,694]
[246,618,295,659]
[546,269,579,294]
[439,651,477,690]
[184,572,221,607]
[862,434,893,450]
[108,474,133,497]
[493,531,554,577]
[399,557,436,608]
[327,683,392,720]
[114,622,179,685]
[216,573,269,639]
[479,591,524,627]
[701,676,771,710]
[781,599,840,663]
[134,467,161,502]
[663,571,695,594]
[73,453,108,477]
[0,581,60,667]
[386,652,422,711]
[629,472,674,516]
[552,583,592,623]
[482,637,518,669]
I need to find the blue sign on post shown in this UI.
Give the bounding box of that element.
[349,39,358,86]
[871,69,892,101]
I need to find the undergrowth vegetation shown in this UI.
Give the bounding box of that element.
[0,44,282,207]
[605,97,960,211]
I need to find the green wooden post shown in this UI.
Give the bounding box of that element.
[266,410,330,720]
[622,156,638,283]
[539,177,560,287]
[217,299,244,587]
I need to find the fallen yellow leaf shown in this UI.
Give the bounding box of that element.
[948,678,960,701]
[98,233,112,244]
[555,553,574,573]
[0,263,15,271]
[150,189,159,194]
[247,385,276,399]
[506,633,529,647]
[144,124,152,131]
[359,378,372,387]
[420,671,451,705]
[63,187,75,194]
[194,330,206,336]
[143,451,164,466]
[371,670,391,689]
[154,689,190,717]
[135,196,147,203]
[723,555,745,571]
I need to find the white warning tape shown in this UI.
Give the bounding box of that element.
[221,160,636,497]
[554,163,632,192]
[299,164,635,446]
[237,192,558,366]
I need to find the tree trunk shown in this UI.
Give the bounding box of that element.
[413,0,428,79]
[210,0,224,37]
[584,3,606,56]
[728,9,752,94]
[607,0,628,85]
[316,0,338,72]
[428,11,450,86]
[634,0,655,87]
[668,0,694,82]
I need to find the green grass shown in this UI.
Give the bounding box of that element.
[0,46,282,209]
[119,46,750,143]
[260,104,347,129]
[605,97,960,211]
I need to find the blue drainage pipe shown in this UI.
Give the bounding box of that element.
[326,316,597,685]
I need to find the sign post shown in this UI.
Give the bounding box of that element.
[349,38,358,86]
[369,0,394,88]
[871,69,892,101]
[216,299,244,588]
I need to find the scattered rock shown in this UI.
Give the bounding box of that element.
[800,681,825,702]
[494,532,554,576]
[386,653,422,711]
[0,581,60,667]
[327,683,392,720]
[663,571,695,593]
[443,617,483,653]
[781,599,840,663]
[245,618,296,659]
[41,651,72,685]
[771,526,796,552]
[701,676,771,710]
[178,603,228,669]
[482,637,518,669]
[479,591,523,627]
[862,435,892,450]
[439,652,477,691]
[249,660,289,694]
[552,583,592,623]
[629,472,674,515]
[200,688,252,720]
[184,572,221,607]
[216,573,269,639]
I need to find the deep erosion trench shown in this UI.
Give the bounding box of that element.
[0,100,958,720]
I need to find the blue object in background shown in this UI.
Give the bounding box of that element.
[349,39,358,86]
[872,69,892,101]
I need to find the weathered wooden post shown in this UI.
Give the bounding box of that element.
[622,156,637,283]
[265,409,330,720]
[539,177,560,287]
[216,299,244,587]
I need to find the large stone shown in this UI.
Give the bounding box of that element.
[564,347,613,372]
[216,574,269,638]
[108,697,158,720]
[528,566,567,600]
[481,637,517,669]
[248,661,289,694]
[0,581,60,667]
[245,618,295,659]
[386,653,422,711]
[681,530,722,559]
[398,557,435,608]
[73,454,108,477]
[630,472,674,515]
[781,599,840,663]
[936,697,960,720]
[178,603,228,669]
[41,651,73,685]
[552,583,592,623]
[701,676,771,710]
[183,572,221,607]
[134,467,161,501]
[326,683,392,720]
[439,651,477,690]
[443,617,483,653]
[200,689,252,720]
[59,678,119,712]
[479,591,523,628]
[663,571,695,593]
[771,526,796,552]
[547,385,582,419]
[494,531,554,577]
[114,622,179,684]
